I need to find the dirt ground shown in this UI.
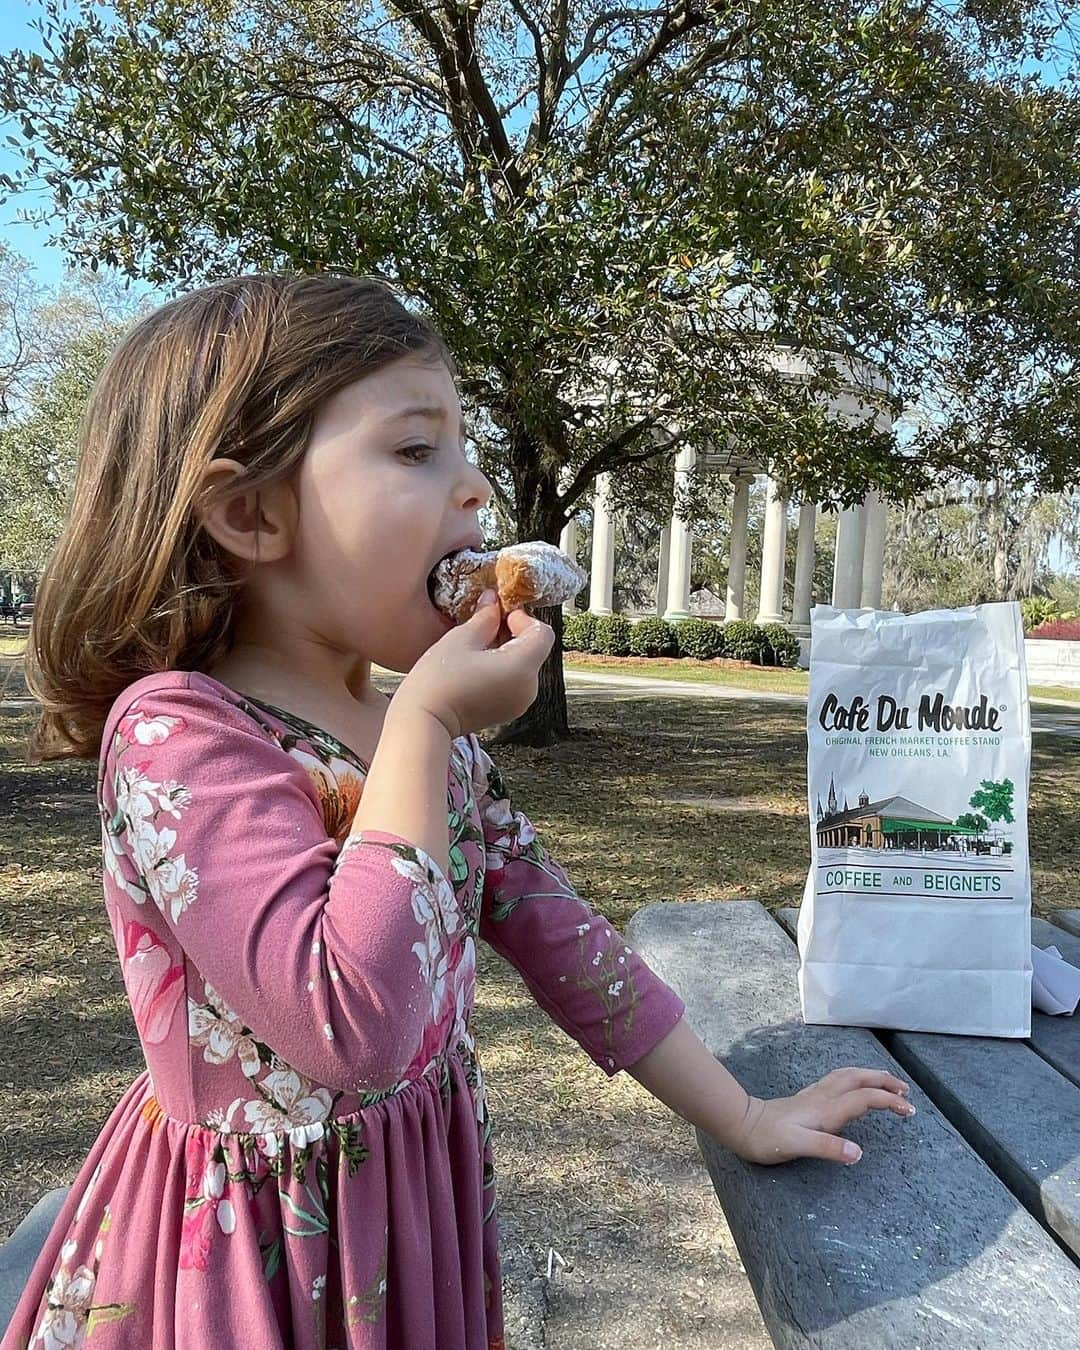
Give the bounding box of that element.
[2,639,1076,1345]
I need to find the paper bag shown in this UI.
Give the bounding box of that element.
[797,602,1032,1037]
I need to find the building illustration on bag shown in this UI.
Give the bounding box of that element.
[815,776,1015,854]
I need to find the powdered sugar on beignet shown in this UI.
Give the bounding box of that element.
[431,541,587,623]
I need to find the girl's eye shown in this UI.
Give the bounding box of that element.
[398,443,435,462]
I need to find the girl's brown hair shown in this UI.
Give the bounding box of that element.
[25,272,451,762]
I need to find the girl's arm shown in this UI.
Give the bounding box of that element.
[102,680,461,1094]
[468,735,913,1163]
[471,736,686,1075]
[628,1018,914,1166]
[350,701,452,877]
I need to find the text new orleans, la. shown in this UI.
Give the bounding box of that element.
[818,692,1003,733]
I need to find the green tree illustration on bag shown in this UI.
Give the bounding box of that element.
[955,812,990,835]
[968,779,1016,824]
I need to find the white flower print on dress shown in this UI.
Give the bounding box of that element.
[188,984,263,1078]
[470,742,536,870]
[201,1097,244,1133]
[396,853,461,938]
[202,1161,236,1235]
[101,826,147,905]
[114,764,199,923]
[72,1163,102,1224]
[411,923,451,1023]
[241,1066,334,1148]
[37,1240,95,1349]
[448,936,477,1053]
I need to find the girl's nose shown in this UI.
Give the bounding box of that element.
[458,459,493,511]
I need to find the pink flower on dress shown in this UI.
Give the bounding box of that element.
[122,919,184,1045]
[116,708,186,747]
[179,1150,237,1272]
[178,1200,215,1273]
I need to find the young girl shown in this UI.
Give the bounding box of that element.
[5,274,912,1349]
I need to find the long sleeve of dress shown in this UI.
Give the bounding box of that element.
[99,679,464,1095]
[470,735,685,1076]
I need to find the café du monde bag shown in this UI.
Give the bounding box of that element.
[797,602,1032,1037]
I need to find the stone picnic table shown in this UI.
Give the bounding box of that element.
[625,900,1080,1349]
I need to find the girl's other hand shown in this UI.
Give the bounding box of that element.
[395,589,555,738]
[734,1068,915,1166]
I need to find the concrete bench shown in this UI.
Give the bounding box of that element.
[0,1188,69,1337]
[626,899,1080,1348]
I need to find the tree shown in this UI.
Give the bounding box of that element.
[968,779,1016,825]
[885,477,1080,610]
[3,0,1079,741]
[0,259,146,569]
[954,811,989,834]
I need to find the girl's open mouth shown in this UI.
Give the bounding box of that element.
[427,558,457,627]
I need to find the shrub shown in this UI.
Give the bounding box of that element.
[1020,596,1058,632]
[723,619,768,662]
[761,623,802,668]
[1029,618,1080,641]
[672,617,725,660]
[630,617,678,657]
[563,611,599,652]
[594,613,633,655]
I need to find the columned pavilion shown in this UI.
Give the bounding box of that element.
[559,346,892,631]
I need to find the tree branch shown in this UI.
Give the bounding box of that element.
[583,0,721,156]
[559,414,682,514]
[439,0,523,196]
[385,0,490,172]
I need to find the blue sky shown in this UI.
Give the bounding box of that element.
[0,4,83,288]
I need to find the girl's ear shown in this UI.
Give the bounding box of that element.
[196,458,299,564]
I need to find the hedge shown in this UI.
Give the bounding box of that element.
[671,617,725,660]
[594,613,634,656]
[629,617,679,656]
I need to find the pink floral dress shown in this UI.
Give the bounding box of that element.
[2,670,685,1349]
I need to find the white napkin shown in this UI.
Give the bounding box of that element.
[1031,944,1080,1016]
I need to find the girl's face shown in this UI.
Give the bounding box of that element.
[287,355,493,673]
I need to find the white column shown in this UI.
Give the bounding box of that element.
[755,476,789,625]
[559,515,581,615]
[831,499,868,609]
[663,444,696,622]
[656,525,671,617]
[860,490,887,609]
[725,472,752,621]
[791,499,817,631]
[588,472,615,615]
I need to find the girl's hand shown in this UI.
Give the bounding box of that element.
[733,1068,915,1166]
[397,590,555,738]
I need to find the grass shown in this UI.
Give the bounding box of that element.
[564,652,810,695]
[564,652,1080,707]
[1,653,1077,1253]
[5,631,1079,704]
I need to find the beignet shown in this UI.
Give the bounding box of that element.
[431,540,587,622]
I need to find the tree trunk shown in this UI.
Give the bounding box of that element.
[489,602,571,747]
[488,469,577,748]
